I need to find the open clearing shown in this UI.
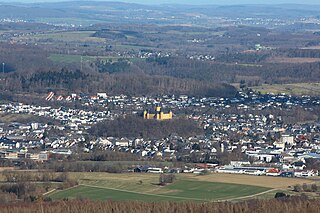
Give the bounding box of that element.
[49,185,189,202]
[268,57,320,63]
[189,173,313,188]
[48,173,313,202]
[48,54,122,63]
[48,54,142,63]
[36,18,105,26]
[0,113,53,124]
[16,31,105,43]
[49,180,270,202]
[250,83,320,96]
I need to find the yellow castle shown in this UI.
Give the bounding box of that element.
[143,106,173,120]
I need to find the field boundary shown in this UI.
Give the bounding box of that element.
[46,184,80,197]
[216,189,278,202]
[43,189,56,196]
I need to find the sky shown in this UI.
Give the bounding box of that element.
[2,0,320,5]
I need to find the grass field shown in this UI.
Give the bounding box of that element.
[48,54,122,63]
[0,30,11,35]
[0,113,54,124]
[268,57,320,63]
[15,31,105,43]
[47,173,313,202]
[50,185,187,202]
[37,18,105,26]
[251,83,320,96]
[191,173,314,188]
[48,54,97,63]
[48,53,143,63]
[49,180,270,202]
[115,44,152,50]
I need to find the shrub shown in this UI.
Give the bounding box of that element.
[159,174,176,185]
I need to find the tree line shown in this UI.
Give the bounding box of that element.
[89,115,204,139]
[0,171,77,203]
[1,196,319,213]
[2,42,320,97]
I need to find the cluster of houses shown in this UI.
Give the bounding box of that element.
[1,102,111,131]
[215,161,318,178]
[130,162,318,178]
[0,91,320,178]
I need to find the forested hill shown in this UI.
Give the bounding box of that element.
[2,41,320,97]
[0,43,238,98]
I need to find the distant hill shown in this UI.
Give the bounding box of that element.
[0,2,320,22]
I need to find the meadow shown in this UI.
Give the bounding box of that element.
[16,31,105,43]
[268,57,320,64]
[251,83,320,96]
[47,173,313,202]
[48,54,142,63]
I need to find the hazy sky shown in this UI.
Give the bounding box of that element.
[3,0,320,5]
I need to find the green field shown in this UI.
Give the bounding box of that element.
[15,31,105,43]
[49,180,269,202]
[162,180,269,200]
[48,53,143,63]
[48,173,271,202]
[115,44,152,50]
[36,18,106,27]
[48,54,92,63]
[50,185,187,202]
[48,54,125,63]
[251,83,320,96]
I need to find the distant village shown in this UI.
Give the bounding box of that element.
[1,91,320,178]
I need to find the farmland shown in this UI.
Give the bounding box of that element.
[48,53,142,63]
[190,173,314,188]
[267,57,320,64]
[47,173,313,202]
[14,31,106,43]
[49,180,269,202]
[35,18,106,27]
[0,113,55,124]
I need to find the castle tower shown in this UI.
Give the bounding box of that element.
[143,106,172,120]
[143,110,148,119]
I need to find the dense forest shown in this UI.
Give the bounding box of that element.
[140,56,320,85]
[286,49,320,58]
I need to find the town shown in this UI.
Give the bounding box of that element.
[2,1,320,210]
[1,90,319,178]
